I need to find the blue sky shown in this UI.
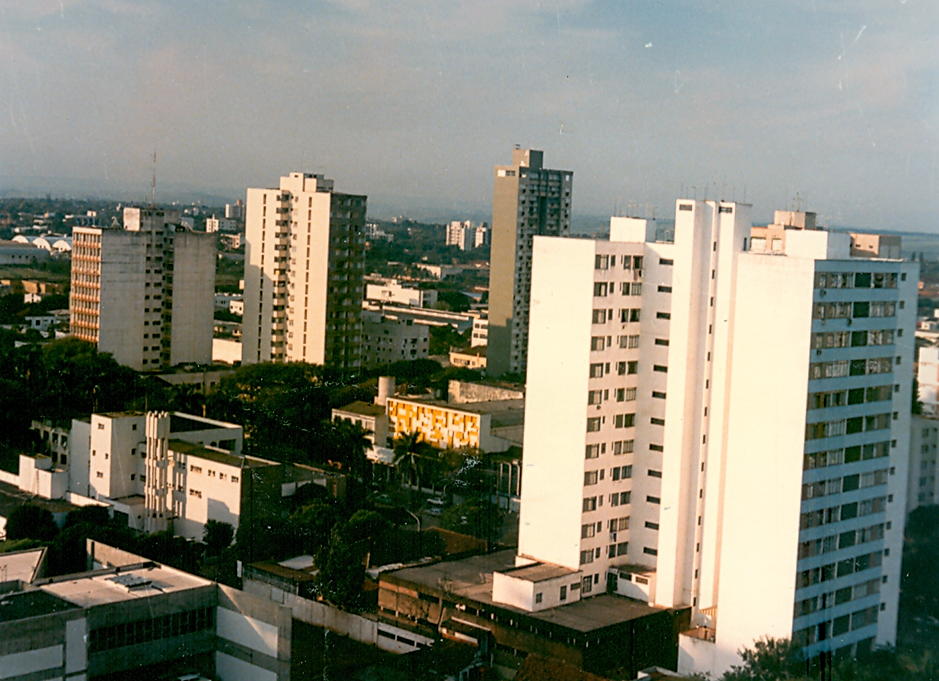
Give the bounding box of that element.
[1,0,936,228]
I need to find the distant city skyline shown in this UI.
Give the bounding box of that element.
[1,1,936,230]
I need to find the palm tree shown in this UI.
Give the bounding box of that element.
[393,431,425,491]
[334,419,373,485]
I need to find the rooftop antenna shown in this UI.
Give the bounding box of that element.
[151,150,157,208]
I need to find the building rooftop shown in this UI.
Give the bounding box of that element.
[40,563,212,607]
[334,401,386,418]
[168,439,273,469]
[390,396,525,428]
[500,562,578,583]
[385,550,662,633]
[0,547,47,583]
[169,412,237,434]
[0,480,82,517]
[0,589,80,624]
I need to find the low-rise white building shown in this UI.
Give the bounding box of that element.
[365,278,437,308]
[361,313,430,368]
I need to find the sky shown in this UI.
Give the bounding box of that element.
[0,0,936,229]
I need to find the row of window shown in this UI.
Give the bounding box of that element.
[584,440,635,459]
[796,550,883,589]
[801,469,889,499]
[88,607,213,653]
[594,282,643,297]
[800,496,888,530]
[813,301,897,320]
[803,442,890,470]
[815,271,900,290]
[807,385,893,410]
[809,357,894,380]
[583,491,632,512]
[792,606,880,647]
[595,254,643,271]
[811,329,895,350]
[592,308,643,324]
[798,523,885,559]
[794,578,880,618]
[805,413,892,441]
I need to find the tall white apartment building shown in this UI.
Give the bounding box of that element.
[487,147,573,377]
[70,208,216,371]
[519,202,917,677]
[446,220,490,251]
[242,172,366,369]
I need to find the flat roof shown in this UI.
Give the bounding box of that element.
[500,562,578,583]
[0,589,80,624]
[169,413,237,434]
[0,480,82,516]
[385,550,662,633]
[333,401,386,418]
[168,440,274,469]
[389,397,525,427]
[41,564,212,607]
[0,548,46,583]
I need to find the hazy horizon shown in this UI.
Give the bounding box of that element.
[2,1,936,230]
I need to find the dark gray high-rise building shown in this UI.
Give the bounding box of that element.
[486,147,573,377]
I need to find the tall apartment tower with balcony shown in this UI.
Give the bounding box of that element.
[70,208,215,371]
[242,172,366,369]
[519,202,917,677]
[486,147,572,377]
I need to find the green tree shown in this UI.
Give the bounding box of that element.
[5,505,59,542]
[291,501,341,556]
[439,499,503,545]
[203,520,235,557]
[722,637,811,681]
[900,504,939,618]
[316,522,365,610]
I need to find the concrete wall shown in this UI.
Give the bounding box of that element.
[244,577,433,654]
[216,584,292,681]
[170,230,216,366]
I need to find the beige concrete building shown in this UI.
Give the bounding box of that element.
[70,207,216,371]
[487,147,573,377]
[242,172,366,370]
[361,312,429,368]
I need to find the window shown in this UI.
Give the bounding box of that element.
[659,258,674,266]
[595,254,609,270]
[592,309,607,324]
[656,312,671,320]
[630,283,642,296]
[643,547,658,556]
[653,365,668,373]
[582,523,596,538]
[583,497,598,511]
[560,586,567,601]
[658,285,672,293]
[590,363,605,378]
[189,489,203,499]
[584,471,599,486]
[587,417,602,432]
[190,465,202,474]
[615,413,635,428]
[648,469,662,478]
[585,444,601,459]
[647,496,661,504]
[580,550,594,565]
[593,282,608,297]
[616,387,637,402]
[651,417,665,426]
[591,336,606,351]
[652,391,666,399]
[535,593,543,604]
[612,465,632,480]
[613,440,634,455]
